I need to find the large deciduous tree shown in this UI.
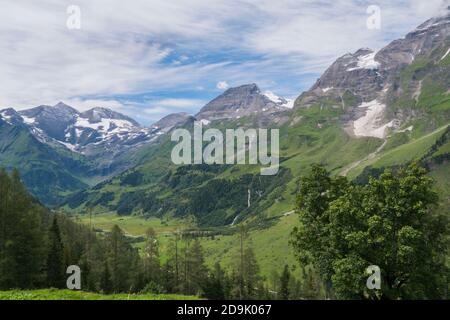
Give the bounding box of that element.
[291,163,448,299]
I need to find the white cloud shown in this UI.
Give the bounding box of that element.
[143,106,172,115]
[63,99,126,112]
[153,98,205,108]
[127,98,206,124]
[216,81,230,90]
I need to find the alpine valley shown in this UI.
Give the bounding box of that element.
[1,10,449,295]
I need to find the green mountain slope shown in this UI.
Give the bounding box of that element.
[0,120,90,206]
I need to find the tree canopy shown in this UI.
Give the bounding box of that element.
[291,163,449,299]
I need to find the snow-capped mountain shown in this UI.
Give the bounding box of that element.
[195,84,291,124]
[1,103,162,155]
[263,91,295,108]
[1,85,294,156]
[295,8,450,139]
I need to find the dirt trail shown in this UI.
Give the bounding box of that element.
[340,139,388,176]
[340,124,449,177]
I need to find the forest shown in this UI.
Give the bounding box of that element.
[0,168,307,299]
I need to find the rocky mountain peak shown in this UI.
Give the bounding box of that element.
[196,83,288,122]
[0,108,22,125]
[375,11,450,70]
[80,107,140,126]
[223,83,261,95]
[0,107,19,117]
[151,112,193,133]
[415,8,450,31]
[53,101,79,113]
[303,48,383,104]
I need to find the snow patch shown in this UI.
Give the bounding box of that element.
[264,91,283,103]
[322,87,333,93]
[397,126,413,133]
[75,128,83,138]
[0,112,11,120]
[21,115,35,124]
[347,52,380,71]
[58,141,78,152]
[0,112,11,124]
[283,99,295,109]
[75,117,133,132]
[200,119,211,126]
[353,100,394,139]
[263,91,294,108]
[441,47,450,61]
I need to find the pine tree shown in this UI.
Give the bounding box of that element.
[100,261,113,294]
[231,227,262,299]
[187,239,208,296]
[143,227,160,284]
[203,262,230,299]
[46,216,65,288]
[106,225,140,293]
[280,264,290,300]
[0,169,45,289]
[242,246,261,299]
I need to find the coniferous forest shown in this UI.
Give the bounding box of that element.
[0,168,307,299]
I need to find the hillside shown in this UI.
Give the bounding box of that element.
[0,115,90,205]
[0,103,171,205]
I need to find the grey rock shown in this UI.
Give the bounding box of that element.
[151,112,194,133]
[196,84,287,122]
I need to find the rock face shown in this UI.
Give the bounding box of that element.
[308,48,384,102]
[151,112,194,133]
[376,12,450,70]
[0,84,291,176]
[0,108,24,125]
[80,107,139,126]
[13,102,157,156]
[19,102,80,141]
[196,84,288,122]
[295,9,450,138]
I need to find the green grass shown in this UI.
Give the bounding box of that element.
[74,212,302,282]
[347,125,449,178]
[74,213,190,237]
[432,140,450,157]
[199,213,302,280]
[74,213,193,263]
[0,289,198,300]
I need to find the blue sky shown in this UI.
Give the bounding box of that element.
[0,0,448,125]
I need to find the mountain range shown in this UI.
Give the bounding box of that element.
[0,83,292,205]
[1,10,449,225]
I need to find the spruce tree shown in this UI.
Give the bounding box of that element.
[100,261,113,294]
[143,227,160,284]
[280,264,290,300]
[187,240,208,295]
[46,216,65,288]
[0,169,45,289]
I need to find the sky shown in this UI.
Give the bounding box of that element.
[0,0,448,125]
